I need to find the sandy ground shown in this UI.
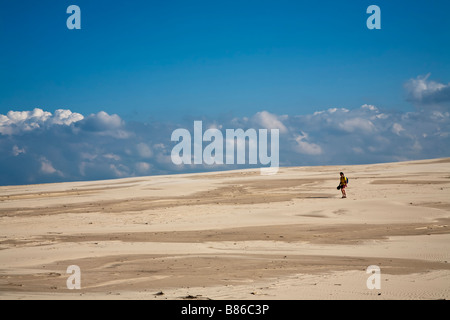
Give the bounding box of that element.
[0,158,449,300]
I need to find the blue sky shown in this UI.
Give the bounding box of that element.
[1,1,450,185]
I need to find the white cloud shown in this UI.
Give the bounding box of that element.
[81,111,131,139]
[361,104,378,112]
[0,108,83,135]
[431,111,450,121]
[12,145,26,156]
[392,123,405,136]
[40,157,63,177]
[312,107,349,117]
[95,111,123,129]
[405,74,450,106]
[293,132,322,155]
[329,107,349,113]
[339,118,376,133]
[374,113,388,120]
[109,164,129,178]
[136,142,153,158]
[405,74,442,100]
[80,152,98,161]
[103,153,121,161]
[135,162,151,174]
[252,111,288,134]
[51,109,84,125]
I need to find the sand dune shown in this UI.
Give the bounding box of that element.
[0,158,449,300]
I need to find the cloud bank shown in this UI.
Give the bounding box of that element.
[1,105,449,186]
[1,75,449,186]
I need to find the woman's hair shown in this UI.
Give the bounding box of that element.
[340,172,344,175]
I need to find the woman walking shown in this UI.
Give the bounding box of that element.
[338,172,348,198]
